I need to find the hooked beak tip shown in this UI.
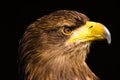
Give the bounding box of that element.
[104,26,111,44]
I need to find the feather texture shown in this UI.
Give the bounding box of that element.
[18,10,99,80]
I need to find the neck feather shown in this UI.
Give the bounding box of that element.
[22,42,99,80]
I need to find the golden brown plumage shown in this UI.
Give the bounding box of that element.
[18,10,111,80]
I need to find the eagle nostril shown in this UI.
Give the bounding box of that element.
[89,26,93,28]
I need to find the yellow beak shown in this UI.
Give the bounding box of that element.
[67,21,111,44]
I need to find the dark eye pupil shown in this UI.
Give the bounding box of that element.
[64,27,72,33]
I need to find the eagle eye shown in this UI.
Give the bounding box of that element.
[61,26,73,35]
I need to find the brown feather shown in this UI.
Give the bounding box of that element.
[18,10,100,80]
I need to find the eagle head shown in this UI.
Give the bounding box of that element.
[18,10,111,80]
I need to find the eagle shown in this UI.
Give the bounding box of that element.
[18,10,111,80]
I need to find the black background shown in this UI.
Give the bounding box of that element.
[2,0,119,80]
